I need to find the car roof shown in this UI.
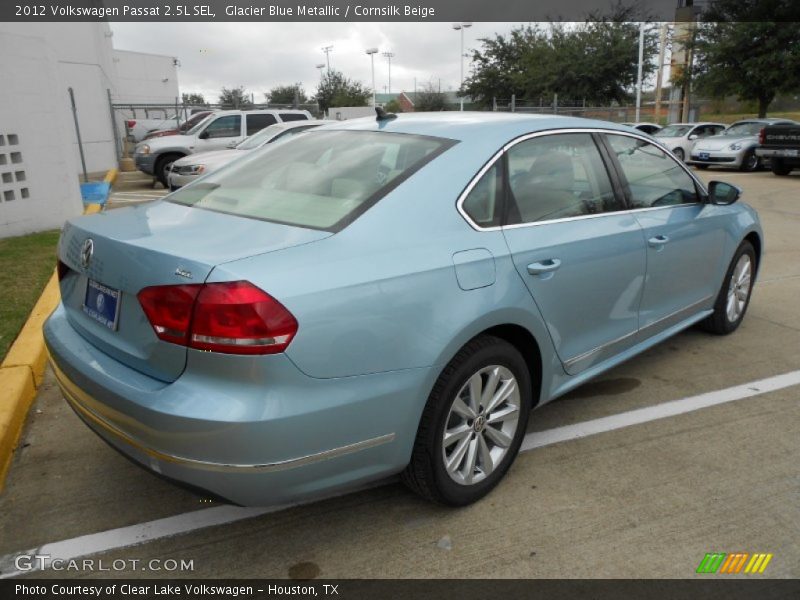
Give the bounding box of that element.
[730,118,795,125]
[212,109,311,117]
[665,122,725,126]
[317,112,641,147]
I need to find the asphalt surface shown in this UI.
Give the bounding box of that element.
[1,168,798,579]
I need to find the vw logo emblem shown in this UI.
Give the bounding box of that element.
[80,238,94,269]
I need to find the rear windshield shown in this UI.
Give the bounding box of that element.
[167,130,455,231]
[655,125,691,137]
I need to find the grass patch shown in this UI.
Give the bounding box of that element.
[0,230,60,361]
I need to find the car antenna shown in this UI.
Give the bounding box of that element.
[375,106,397,121]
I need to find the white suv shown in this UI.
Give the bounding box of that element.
[134,109,312,185]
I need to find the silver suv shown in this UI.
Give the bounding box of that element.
[134,109,312,185]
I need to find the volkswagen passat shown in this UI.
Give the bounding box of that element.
[45,113,763,506]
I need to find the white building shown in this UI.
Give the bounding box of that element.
[0,23,178,238]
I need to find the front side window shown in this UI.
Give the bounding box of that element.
[506,133,623,224]
[203,115,241,139]
[605,134,699,209]
[168,130,454,231]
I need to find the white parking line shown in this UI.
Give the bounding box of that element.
[2,369,799,578]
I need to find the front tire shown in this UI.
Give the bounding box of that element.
[155,154,182,188]
[700,241,756,335]
[402,335,532,506]
[673,148,685,162]
[739,150,760,172]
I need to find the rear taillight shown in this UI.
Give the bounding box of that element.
[126,120,136,129]
[758,127,765,145]
[137,281,297,355]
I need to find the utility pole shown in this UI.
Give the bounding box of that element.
[654,23,668,123]
[635,22,645,122]
[382,51,395,94]
[366,48,378,106]
[453,22,472,111]
[321,45,333,73]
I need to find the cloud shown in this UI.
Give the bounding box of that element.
[110,22,522,101]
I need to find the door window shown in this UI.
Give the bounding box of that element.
[506,133,623,224]
[279,113,310,122]
[605,134,699,209]
[203,115,241,139]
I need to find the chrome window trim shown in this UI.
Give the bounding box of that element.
[456,127,708,232]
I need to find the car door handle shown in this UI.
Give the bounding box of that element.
[647,235,670,248]
[527,259,562,275]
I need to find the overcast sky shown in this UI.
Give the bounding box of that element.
[110,22,525,101]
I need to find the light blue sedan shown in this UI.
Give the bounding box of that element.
[45,112,763,506]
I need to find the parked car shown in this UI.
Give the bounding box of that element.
[134,109,312,186]
[688,118,797,171]
[621,122,662,135]
[46,113,762,507]
[143,111,215,140]
[167,120,337,190]
[755,122,800,176]
[652,122,726,162]
[126,106,209,143]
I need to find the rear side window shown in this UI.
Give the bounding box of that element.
[462,159,504,227]
[168,130,455,231]
[204,115,241,139]
[506,133,623,224]
[246,113,278,135]
[279,113,309,122]
[605,134,698,208]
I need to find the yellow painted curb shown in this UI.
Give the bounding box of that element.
[104,167,119,186]
[0,201,104,492]
[0,367,36,488]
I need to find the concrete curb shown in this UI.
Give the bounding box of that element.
[0,170,115,491]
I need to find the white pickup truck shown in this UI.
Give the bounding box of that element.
[133,109,312,185]
[125,107,210,143]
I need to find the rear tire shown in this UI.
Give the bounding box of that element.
[402,335,532,506]
[771,159,792,176]
[699,241,756,335]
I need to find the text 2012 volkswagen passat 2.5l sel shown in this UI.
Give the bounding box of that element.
[45,112,762,506]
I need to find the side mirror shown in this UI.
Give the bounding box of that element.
[198,130,210,140]
[708,181,741,205]
[688,134,698,140]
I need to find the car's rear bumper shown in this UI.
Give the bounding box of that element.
[44,304,431,505]
[755,147,800,160]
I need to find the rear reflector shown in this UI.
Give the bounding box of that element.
[758,127,765,145]
[126,120,136,129]
[137,281,297,355]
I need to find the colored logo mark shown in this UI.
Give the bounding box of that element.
[696,552,773,574]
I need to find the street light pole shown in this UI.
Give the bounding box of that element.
[382,51,395,94]
[635,22,644,122]
[321,45,333,73]
[366,48,378,107]
[452,22,472,111]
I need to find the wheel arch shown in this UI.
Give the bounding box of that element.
[744,230,762,275]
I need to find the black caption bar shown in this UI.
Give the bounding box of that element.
[4,579,800,600]
[4,0,800,22]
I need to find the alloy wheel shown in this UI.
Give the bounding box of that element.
[726,254,752,323]
[442,365,521,485]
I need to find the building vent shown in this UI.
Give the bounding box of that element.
[0,133,28,203]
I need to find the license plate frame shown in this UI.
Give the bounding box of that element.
[83,279,122,331]
[698,152,710,160]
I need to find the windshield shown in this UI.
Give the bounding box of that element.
[655,125,692,137]
[236,124,286,150]
[186,113,217,136]
[168,130,455,231]
[722,122,763,137]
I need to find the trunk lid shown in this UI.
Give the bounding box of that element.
[57,200,330,382]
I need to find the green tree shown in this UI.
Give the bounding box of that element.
[218,86,253,109]
[181,92,206,106]
[383,99,403,113]
[315,70,371,113]
[266,84,307,106]
[463,4,657,107]
[684,2,800,117]
[414,83,447,111]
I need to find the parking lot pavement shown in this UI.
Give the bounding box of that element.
[106,172,168,209]
[1,169,798,579]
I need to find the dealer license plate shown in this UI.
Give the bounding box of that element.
[83,279,121,330]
